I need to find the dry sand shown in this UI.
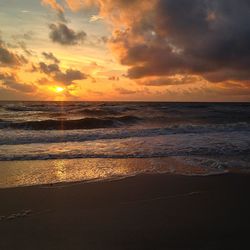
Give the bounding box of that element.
[0,173,250,249]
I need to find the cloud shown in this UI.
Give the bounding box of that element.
[37,77,50,85]
[17,41,33,56]
[38,57,88,86]
[42,52,60,64]
[0,47,20,66]
[0,73,35,93]
[161,81,250,101]
[88,89,103,96]
[0,38,27,67]
[57,10,68,23]
[115,87,137,95]
[39,62,60,74]
[137,75,202,86]
[41,0,250,89]
[12,31,34,41]
[90,15,103,22]
[49,23,87,45]
[0,73,14,82]
[108,76,119,81]
[210,82,250,97]
[107,0,250,85]
[100,36,108,44]
[42,0,68,23]
[41,0,64,13]
[54,69,87,85]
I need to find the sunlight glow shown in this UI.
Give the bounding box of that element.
[54,86,65,93]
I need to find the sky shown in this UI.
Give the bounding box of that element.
[0,0,250,101]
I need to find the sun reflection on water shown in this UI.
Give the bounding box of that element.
[0,157,217,188]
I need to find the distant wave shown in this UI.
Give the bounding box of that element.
[3,103,89,113]
[73,108,120,116]
[3,104,58,112]
[0,116,141,130]
[2,102,250,125]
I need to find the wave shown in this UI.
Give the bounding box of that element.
[1,143,250,161]
[2,102,250,126]
[3,104,58,112]
[74,108,120,116]
[0,122,249,145]
[177,156,250,170]
[2,102,91,113]
[0,116,140,130]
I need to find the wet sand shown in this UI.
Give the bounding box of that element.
[0,173,250,249]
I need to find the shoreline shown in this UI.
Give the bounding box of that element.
[0,170,230,190]
[0,157,230,189]
[1,172,250,249]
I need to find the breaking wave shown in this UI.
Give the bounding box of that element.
[0,116,140,130]
[0,122,249,145]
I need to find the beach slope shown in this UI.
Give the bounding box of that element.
[0,173,250,250]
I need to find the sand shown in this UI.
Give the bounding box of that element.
[0,173,250,249]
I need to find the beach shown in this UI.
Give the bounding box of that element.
[1,173,250,250]
[1,102,250,249]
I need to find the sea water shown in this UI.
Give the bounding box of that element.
[0,101,249,187]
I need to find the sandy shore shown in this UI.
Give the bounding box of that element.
[0,173,250,249]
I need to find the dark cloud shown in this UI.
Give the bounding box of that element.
[0,73,35,93]
[0,39,27,67]
[39,62,60,74]
[42,52,60,64]
[99,36,108,44]
[54,69,87,85]
[0,47,20,66]
[38,60,87,86]
[108,76,120,81]
[29,64,38,73]
[49,23,87,45]
[109,0,250,84]
[17,41,33,56]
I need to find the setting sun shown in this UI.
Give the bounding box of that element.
[54,86,65,93]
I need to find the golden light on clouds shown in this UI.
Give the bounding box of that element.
[0,0,250,101]
[48,86,66,98]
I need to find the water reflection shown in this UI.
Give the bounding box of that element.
[0,157,221,188]
[54,160,67,181]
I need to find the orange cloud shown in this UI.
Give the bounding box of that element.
[65,0,97,11]
[40,0,250,101]
[41,0,155,27]
[41,0,64,12]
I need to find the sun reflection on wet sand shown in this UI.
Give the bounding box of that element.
[55,160,67,181]
[0,157,223,188]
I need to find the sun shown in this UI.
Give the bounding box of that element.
[48,86,66,100]
[54,86,65,93]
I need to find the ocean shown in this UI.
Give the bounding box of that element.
[0,101,250,188]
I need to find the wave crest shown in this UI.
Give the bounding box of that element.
[3,116,140,130]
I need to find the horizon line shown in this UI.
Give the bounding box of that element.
[0,100,249,103]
